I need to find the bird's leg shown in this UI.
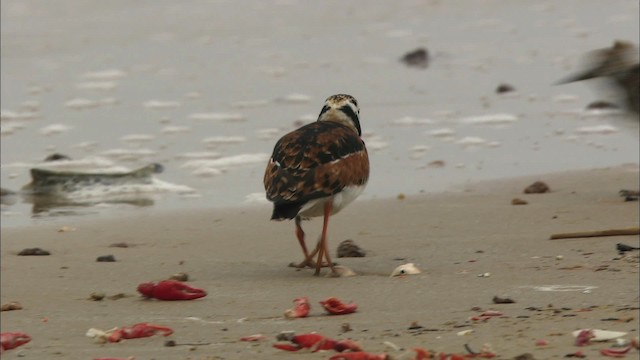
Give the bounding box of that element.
[289,216,314,268]
[314,201,337,276]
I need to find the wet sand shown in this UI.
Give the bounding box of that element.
[1,165,638,359]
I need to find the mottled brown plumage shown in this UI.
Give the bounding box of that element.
[263,94,369,276]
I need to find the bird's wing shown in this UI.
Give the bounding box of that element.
[264,121,369,207]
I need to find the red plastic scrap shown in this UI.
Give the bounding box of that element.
[137,280,207,300]
[320,297,358,315]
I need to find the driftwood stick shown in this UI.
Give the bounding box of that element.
[549,227,640,240]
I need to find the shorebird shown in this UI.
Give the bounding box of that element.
[264,94,370,276]
[557,40,639,114]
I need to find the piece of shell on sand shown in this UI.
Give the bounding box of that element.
[390,263,421,277]
[571,329,627,341]
[328,265,357,278]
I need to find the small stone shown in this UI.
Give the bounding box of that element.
[44,153,72,162]
[400,48,429,68]
[524,181,550,194]
[496,83,516,94]
[109,242,130,248]
[341,323,352,333]
[511,198,528,205]
[18,248,50,256]
[1,301,23,311]
[165,340,177,347]
[89,292,106,301]
[513,353,536,360]
[586,100,618,110]
[96,255,116,262]
[427,160,445,168]
[169,272,189,281]
[397,193,406,200]
[276,331,296,342]
[493,296,516,304]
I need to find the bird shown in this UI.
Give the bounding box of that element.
[263,94,369,276]
[556,40,639,115]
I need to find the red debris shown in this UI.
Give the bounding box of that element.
[137,280,206,300]
[320,297,358,315]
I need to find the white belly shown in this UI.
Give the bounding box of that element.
[298,185,366,218]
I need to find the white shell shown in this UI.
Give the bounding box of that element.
[571,329,627,341]
[329,265,357,278]
[390,263,421,277]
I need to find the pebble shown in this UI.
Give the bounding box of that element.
[524,181,550,194]
[18,248,50,256]
[96,255,116,262]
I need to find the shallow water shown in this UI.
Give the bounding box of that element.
[2,0,639,227]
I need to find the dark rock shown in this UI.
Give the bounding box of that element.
[401,48,429,68]
[496,83,516,93]
[337,239,366,258]
[96,255,116,262]
[18,248,50,256]
[524,181,550,194]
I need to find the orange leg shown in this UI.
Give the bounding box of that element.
[314,201,337,276]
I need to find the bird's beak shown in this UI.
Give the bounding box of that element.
[555,67,600,85]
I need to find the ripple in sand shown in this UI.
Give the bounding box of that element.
[143,100,181,109]
[391,116,436,126]
[39,124,72,136]
[460,113,518,125]
[275,93,312,104]
[574,125,619,135]
[72,141,99,151]
[160,125,191,134]
[1,109,39,120]
[19,100,40,111]
[202,136,247,146]
[82,69,127,80]
[187,112,246,122]
[120,134,155,143]
[365,136,389,151]
[100,148,157,161]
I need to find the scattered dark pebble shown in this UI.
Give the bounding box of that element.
[109,242,130,248]
[408,321,423,330]
[427,160,446,168]
[1,301,23,311]
[169,272,189,281]
[96,255,116,262]
[493,296,516,304]
[564,352,586,358]
[276,331,295,342]
[165,340,176,347]
[89,292,106,301]
[400,47,429,68]
[496,83,516,94]
[337,239,366,258]
[511,198,528,205]
[18,248,50,256]
[514,354,536,360]
[341,323,352,333]
[44,153,72,162]
[586,100,619,110]
[524,181,550,194]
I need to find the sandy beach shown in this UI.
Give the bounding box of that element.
[1,165,638,359]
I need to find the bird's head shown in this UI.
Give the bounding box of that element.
[317,94,362,136]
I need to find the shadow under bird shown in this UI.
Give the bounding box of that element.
[264,94,370,276]
[557,40,639,115]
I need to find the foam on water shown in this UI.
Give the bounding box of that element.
[100,148,157,161]
[455,136,488,147]
[391,116,436,126]
[276,93,313,104]
[120,134,156,143]
[187,112,246,122]
[82,69,127,80]
[575,125,619,135]
[231,100,270,108]
[175,151,222,160]
[202,136,247,146]
[181,153,269,170]
[76,81,118,91]
[160,125,191,134]
[427,128,457,137]
[460,113,519,125]
[39,124,73,136]
[1,109,39,120]
[143,100,181,109]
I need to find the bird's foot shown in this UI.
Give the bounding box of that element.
[288,260,335,269]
